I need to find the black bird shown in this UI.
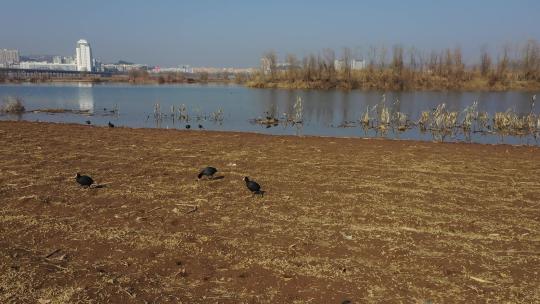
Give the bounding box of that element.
[85,120,91,125]
[198,166,218,180]
[243,176,264,196]
[198,124,203,129]
[75,173,94,188]
[108,121,115,128]
[185,124,191,129]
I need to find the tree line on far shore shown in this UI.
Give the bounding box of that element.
[248,40,540,90]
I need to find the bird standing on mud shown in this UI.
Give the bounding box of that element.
[243,176,264,196]
[108,121,115,128]
[198,167,218,180]
[75,173,94,188]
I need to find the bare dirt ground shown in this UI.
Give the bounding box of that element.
[0,121,539,303]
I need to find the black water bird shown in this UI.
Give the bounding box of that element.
[185,124,191,129]
[75,173,94,188]
[198,124,203,129]
[243,176,263,196]
[108,121,115,128]
[198,167,218,180]
[85,120,91,125]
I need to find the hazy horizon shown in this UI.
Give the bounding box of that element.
[1,0,539,67]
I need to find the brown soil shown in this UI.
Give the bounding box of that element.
[1,121,539,303]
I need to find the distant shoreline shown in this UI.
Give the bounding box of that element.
[0,76,236,86]
[0,120,535,148]
[245,78,540,92]
[2,77,539,91]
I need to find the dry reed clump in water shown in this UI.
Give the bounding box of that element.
[357,94,536,141]
[0,96,25,114]
[418,111,430,132]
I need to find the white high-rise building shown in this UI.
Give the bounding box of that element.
[0,49,19,67]
[75,39,93,72]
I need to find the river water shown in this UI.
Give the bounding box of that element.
[0,82,538,145]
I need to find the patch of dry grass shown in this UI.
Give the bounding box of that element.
[0,96,25,114]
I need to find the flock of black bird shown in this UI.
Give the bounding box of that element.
[76,166,264,197]
[73,123,349,303]
[85,120,203,130]
[78,122,245,194]
[83,120,115,128]
[184,124,204,129]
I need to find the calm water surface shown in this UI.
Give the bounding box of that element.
[0,82,538,145]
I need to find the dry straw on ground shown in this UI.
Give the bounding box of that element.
[0,121,539,303]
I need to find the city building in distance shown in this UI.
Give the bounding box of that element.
[0,49,20,67]
[7,39,95,72]
[2,38,255,77]
[53,56,75,65]
[152,65,194,74]
[75,39,93,72]
[260,57,294,75]
[334,59,366,71]
[19,61,77,71]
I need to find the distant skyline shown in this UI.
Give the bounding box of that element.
[1,0,539,67]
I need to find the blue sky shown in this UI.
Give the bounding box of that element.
[1,0,539,67]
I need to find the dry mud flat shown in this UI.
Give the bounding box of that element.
[0,121,539,303]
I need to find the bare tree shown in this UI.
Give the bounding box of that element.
[316,53,325,80]
[301,53,318,82]
[428,50,439,74]
[322,48,336,82]
[417,49,427,72]
[367,46,377,70]
[453,47,464,81]
[379,45,388,69]
[342,47,352,83]
[199,71,209,82]
[497,45,510,79]
[285,53,299,81]
[308,54,317,81]
[262,51,278,80]
[408,47,419,71]
[522,39,540,80]
[444,48,453,77]
[480,45,492,77]
[392,45,404,74]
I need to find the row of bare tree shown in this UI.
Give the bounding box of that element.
[254,40,540,90]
